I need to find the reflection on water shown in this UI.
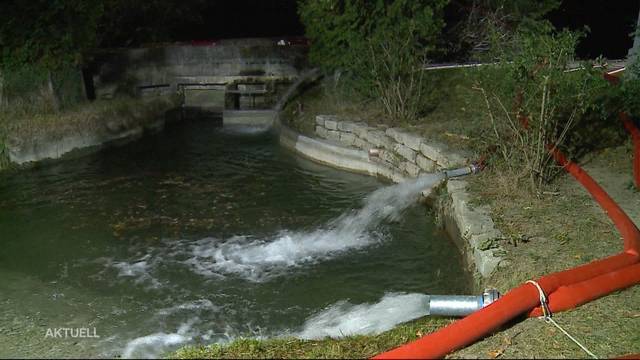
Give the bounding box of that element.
[0,120,469,358]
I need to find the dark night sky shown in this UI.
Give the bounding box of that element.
[181,0,639,60]
[548,0,640,59]
[178,0,304,40]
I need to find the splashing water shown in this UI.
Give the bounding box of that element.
[180,173,445,281]
[121,321,195,359]
[102,174,444,283]
[296,293,430,339]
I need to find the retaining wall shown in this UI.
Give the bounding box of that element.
[280,115,506,279]
[6,96,179,164]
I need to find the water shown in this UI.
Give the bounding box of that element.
[0,119,470,358]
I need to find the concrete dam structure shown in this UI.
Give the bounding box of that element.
[90,38,308,126]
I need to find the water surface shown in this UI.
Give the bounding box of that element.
[0,120,470,358]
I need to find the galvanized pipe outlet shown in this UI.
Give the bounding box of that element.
[428,289,500,317]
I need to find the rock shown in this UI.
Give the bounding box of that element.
[386,128,423,150]
[106,120,122,133]
[416,154,437,172]
[394,143,417,162]
[315,125,328,139]
[353,137,374,150]
[446,179,504,277]
[324,118,339,130]
[440,151,470,168]
[316,114,336,127]
[371,158,406,183]
[361,130,394,149]
[326,130,341,141]
[401,161,421,177]
[420,141,449,164]
[337,121,362,133]
[352,124,375,139]
[420,141,470,168]
[380,150,402,167]
[339,132,356,147]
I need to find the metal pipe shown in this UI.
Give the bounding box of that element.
[428,289,500,317]
[442,163,482,179]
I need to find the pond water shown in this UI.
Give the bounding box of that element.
[0,119,470,358]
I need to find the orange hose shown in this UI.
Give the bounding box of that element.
[373,252,639,359]
[547,146,640,254]
[529,261,640,317]
[375,67,640,358]
[374,148,640,359]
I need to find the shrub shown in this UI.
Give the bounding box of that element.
[619,56,640,118]
[473,29,604,191]
[298,0,447,123]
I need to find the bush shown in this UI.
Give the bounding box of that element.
[0,63,86,115]
[298,0,447,123]
[619,56,640,118]
[473,29,604,191]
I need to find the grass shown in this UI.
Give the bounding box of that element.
[280,68,490,153]
[0,95,178,169]
[172,68,640,358]
[173,318,454,359]
[0,95,177,142]
[280,77,388,137]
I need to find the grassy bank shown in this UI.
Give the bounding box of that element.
[173,318,454,359]
[173,68,640,358]
[0,95,178,169]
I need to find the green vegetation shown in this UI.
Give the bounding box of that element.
[298,0,447,122]
[0,95,177,170]
[201,2,640,359]
[173,317,453,359]
[616,55,640,117]
[473,29,607,191]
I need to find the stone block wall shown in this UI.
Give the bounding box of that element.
[314,114,473,178]
[308,114,506,279]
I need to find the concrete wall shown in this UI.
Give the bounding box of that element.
[6,96,179,164]
[92,38,307,109]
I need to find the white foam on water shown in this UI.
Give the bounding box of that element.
[109,254,163,289]
[296,293,430,340]
[220,124,271,135]
[121,321,194,359]
[182,173,445,281]
[103,173,444,284]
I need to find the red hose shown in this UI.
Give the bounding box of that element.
[375,66,640,359]
[547,145,640,254]
[374,148,640,359]
[530,261,640,317]
[373,252,639,359]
